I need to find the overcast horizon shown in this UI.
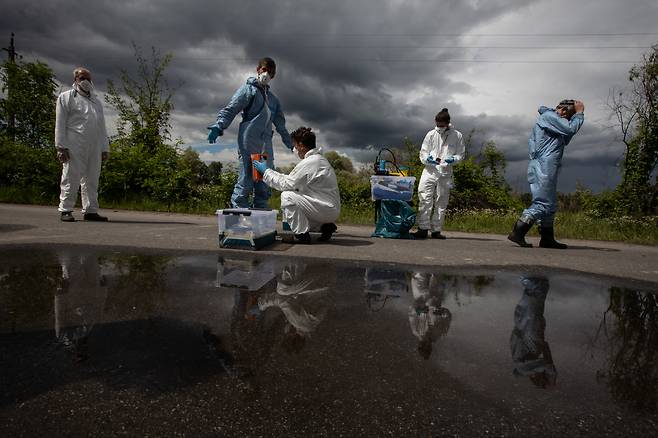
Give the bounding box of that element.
[2,0,657,192]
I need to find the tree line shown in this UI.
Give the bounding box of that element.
[1,42,656,218]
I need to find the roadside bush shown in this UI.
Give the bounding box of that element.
[0,138,59,202]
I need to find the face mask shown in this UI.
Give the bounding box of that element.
[77,79,93,93]
[257,71,271,86]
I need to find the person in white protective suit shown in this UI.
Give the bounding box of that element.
[408,271,452,360]
[257,263,333,353]
[55,67,110,222]
[252,126,341,244]
[54,250,109,361]
[413,108,465,239]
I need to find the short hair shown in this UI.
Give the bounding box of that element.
[291,126,316,149]
[557,99,576,118]
[258,57,276,73]
[73,67,90,79]
[435,108,450,124]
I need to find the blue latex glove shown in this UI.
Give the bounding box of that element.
[426,155,440,165]
[252,159,268,174]
[207,127,223,143]
[444,156,455,164]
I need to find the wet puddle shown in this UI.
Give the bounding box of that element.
[1,247,657,436]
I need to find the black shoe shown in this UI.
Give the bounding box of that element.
[539,226,568,249]
[294,232,311,244]
[83,213,108,222]
[431,231,446,239]
[318,223,337,242]
[507,220,533,248]
[60,211,75,222]
[412,229,428,239]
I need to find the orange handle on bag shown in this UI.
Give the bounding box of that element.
[251,153,268,182]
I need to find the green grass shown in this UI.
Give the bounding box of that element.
[2,186,656,245]
[444,209,658,245]
[332,206,658,245]
[0,186,58,205]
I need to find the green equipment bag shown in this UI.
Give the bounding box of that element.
[371,200,416,239]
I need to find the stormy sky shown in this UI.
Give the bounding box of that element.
[2,0,657,192]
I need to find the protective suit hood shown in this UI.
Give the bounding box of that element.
[538,106,553,115]
[303,147,322,159]
[246,76,268,91]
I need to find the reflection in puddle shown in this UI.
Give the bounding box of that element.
[1,247,657,435]
[408,272,452,361]
[511,276,556,388]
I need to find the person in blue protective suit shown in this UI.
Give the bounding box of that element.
[508,100,585,249]
[510,276,556,388]
[207,57,293,208]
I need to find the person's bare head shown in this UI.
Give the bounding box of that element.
[291,126,316,159]
[73,67,92,83]
[256,57,276,79]
[556,99,576,120]
[435,108,451,128]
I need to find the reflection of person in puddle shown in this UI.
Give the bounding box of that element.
[510,276,556,388]
[258,263,333,353]
[54,252,108,361]
[222,263,333,382]
[408,271,452,360]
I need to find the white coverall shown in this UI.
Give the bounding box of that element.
[258,263,332,336]
[55,86,110,213]
[417,125,465,232]
[262,148,341,234]
[54,251,108,355]
[408,271,450,342]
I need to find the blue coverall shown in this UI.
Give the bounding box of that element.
[521,106,584,226]
[209,77,292,208]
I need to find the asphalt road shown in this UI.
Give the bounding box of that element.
[1,203,657,284]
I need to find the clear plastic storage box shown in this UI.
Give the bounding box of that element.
[370,176,416,201]
[216,208,278,237]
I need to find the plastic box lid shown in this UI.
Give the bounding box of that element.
[370,175,416,201]
[216,208,278,236]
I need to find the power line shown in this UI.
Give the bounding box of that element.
[263,32,658,37]
[201,45,652,49]
[169,56,639,64]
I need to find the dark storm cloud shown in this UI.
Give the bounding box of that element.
[2,0,654,191]
[1,0,537,116]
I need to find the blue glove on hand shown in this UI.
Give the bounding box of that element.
[253,159,268,174]
[427,155,440,165]
[444,156,455,164]
[207,127,223,143]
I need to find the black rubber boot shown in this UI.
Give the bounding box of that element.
[507,220,533,248]
[83,212,108,222]
[294,232,311,244]
[318,223,337,242]
[412,228,428,239]
[539,226,568,249]
[431,231,446,239]
[60,211,75,222]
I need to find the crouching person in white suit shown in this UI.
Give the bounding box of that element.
[252,127,341,244]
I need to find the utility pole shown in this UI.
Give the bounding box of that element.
[2,33,19,139]
[2,33,17,62]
